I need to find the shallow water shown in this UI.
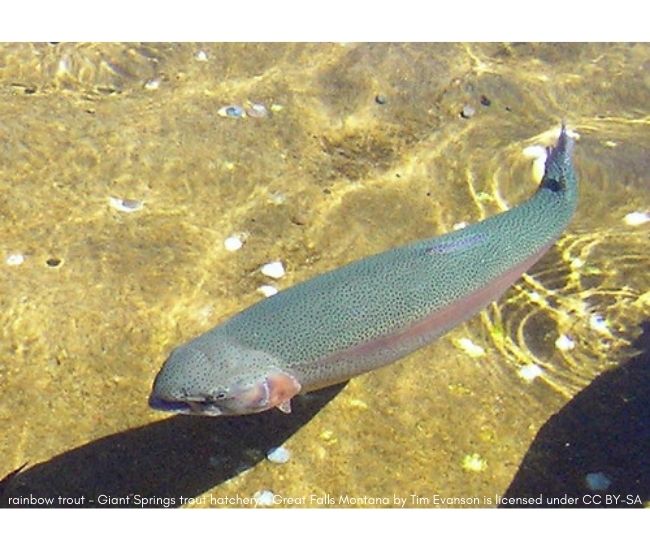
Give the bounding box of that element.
[0,43,648,508]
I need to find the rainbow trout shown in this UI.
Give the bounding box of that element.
[149,126,578,416]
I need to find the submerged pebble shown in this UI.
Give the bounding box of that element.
[245,102,268,118]
[460,105,476,119]
[261,261,285,279]
[109,197,143,213]
[348,398,368,409]
[555,334,575,351]
[257,284,278,297]
[320,430,337,444]
[218,105,245,118]
[6,253,25,266]
[253,490,275,507]
[267,190,286,205]
[455,337,486,358]
[589,313,610,335]
[585,472,612,491]
[518,363,543,382]
[266,446,291,464]
[223,235,244,252]
[570,257,585,269]
[143,77,161,90]
[623,211,649,226]
[461,453,487,472]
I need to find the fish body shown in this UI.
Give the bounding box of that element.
[150,127,578,416]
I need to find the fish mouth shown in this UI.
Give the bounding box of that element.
[148,395,224,416]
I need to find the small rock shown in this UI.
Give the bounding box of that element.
[589,313,610,335]
[518,364,543,382]
[320,429,336,442]
[253,490,275,507]
[109,197,143,213]
[348,398,368,410]
[257,285,278,297]
[375,94,387,105]
[267,191,286,205]
[245,102,268,118]
[6,253,25,266]
[223,235,244,252]
[455,337,485,358]
[480,95,491,106]
[143,77,161,90]
[570,257,585,269]
[585,472,612,491]
[266,446,291,464]
[195,50,208,61]
[218,105,245,118]
[460,105,476,119]
[46,257,62,268]
[555,334,575,351]
[290,212,309,226]
[623,211,649,226]
[261,261,285,279]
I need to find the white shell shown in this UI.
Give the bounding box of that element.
[261,261,285,279]
[555,334,575,351]
[518,364,543,382]
[253,490,275,506]
[223,235,244,252]
[109,197,143,213]
[257,285,278,297]
[623,211,649,226]
[6,253,25,266]
[589,313,610,335]
[455,337,485,358]
[266,446,291,464]
[144,77,161,90]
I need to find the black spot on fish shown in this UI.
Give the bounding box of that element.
[541,177,563,193]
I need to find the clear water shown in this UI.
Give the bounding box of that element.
[0,43,648,508]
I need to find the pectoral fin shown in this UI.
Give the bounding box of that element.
[266,371,301,415]
[277,400,292,414]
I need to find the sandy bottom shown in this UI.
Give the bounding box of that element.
[0,43,649,508]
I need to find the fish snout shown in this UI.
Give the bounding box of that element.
[149,344,215,414]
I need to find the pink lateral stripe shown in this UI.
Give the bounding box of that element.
[308,245,552,385]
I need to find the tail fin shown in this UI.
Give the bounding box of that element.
[540,123,576,194]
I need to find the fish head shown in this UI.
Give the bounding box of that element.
[149,338,301,416]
